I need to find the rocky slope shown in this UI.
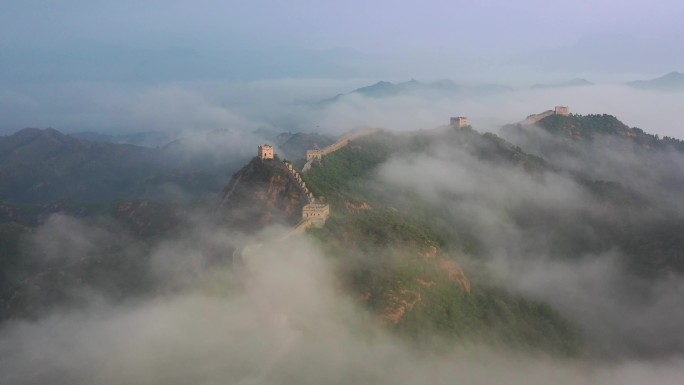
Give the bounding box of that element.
[219,157,308,231]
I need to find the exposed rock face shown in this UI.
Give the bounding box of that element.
[439,260,471,293]
[344,201,372,212]
[219,158,306,231]
[383,288,422,324]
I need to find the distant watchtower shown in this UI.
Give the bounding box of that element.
[258,144,274,160]
[450,116,470,128]
[554,106,570,116]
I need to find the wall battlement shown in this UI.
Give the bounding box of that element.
[298,128,381,226]
[303,128,381,172]
[284,162,314,203]
[302,203,330,223]
[306,148,324,161]
[520,106,570,125]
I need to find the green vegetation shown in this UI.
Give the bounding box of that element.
[401,284,582,355]
[501,113,684,275]
[0,127,247,204]
[279,132,336,160]
[308,208,582,356]
[297,119,683,353]
[538,114,684,151]
[301,131,584,356]
[0,222,31,293]
[540,114,629,138]
[302,133,395,203]
[3,114,681,357]
[0,198,188,321]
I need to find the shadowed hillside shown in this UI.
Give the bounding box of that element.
[0,128,252,203]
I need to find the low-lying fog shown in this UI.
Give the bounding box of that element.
[1,220,683,385]
[2,79,683,140]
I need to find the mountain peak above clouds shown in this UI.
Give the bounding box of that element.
[626,71,684,91]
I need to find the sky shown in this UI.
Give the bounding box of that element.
[2,0,683,81]
[1,0,683,136]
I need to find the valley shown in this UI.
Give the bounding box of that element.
[2,108,684,381]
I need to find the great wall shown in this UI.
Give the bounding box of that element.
[227,108,577,378]
[232,107,568,365]
[302,128,381,172]
[519,106,569,125]
[256,128,381,234]
[232,129,381,258]
[246,106,567,241]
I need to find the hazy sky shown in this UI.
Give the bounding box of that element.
[2,0,683,82]
[3,0,682,51]
[2,1,683,136]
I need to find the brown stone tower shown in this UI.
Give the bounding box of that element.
[554,106,570,116]
[450,117,470,128]
[258,144,274,159]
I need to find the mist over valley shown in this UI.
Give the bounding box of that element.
[2,1,684,384]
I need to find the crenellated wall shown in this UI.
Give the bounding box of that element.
[284,162,314,203]
[520,110,555,125]
[520,106,570,125]
[302,128,381,172]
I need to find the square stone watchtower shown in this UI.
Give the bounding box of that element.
[450,117,470,128]
[554,106,570,116]
[258,144,274,159]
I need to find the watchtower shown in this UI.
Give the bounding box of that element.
[554,106,570,116]
[450,117,470,128]
[258,144,274,160]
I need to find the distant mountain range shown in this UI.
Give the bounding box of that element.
[319,73,684,102]
[318,79,512,105]
[69,131,173,148]
[626,71,684,91]
[0,128,263,203]
[531,78,593,89]
[0,128,168,203]
[0,127,340,204]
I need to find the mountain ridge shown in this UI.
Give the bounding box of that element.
[218,128,582,354]
[0,127,256,203]
[626,71,684,91]
[318,79,512,105]
[531,78,593,89]
[2,112,684,358]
